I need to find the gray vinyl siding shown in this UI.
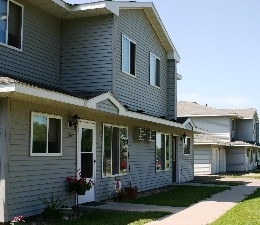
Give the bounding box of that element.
[191,117,231,142]
[114,9,168,117]
[60,15,114,92]
[0,1,61,87]
[8,98,76,220]
[167,59,177,120]
[236,119,253,142]
[179,136,194,182]
[95,124,172,201]
[97,99,119,114]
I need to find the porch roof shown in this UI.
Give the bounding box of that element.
[0,75,197,135]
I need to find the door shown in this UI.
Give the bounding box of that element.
[77,121,96,204]
[211,148,219,174]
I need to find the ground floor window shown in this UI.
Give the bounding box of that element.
[102,124,128,177]
[30,112,62,156]
[183,137,191,155]
[156,133,170,171]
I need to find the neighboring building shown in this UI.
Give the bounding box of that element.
[178,101,260,175]
[0,0,200,222]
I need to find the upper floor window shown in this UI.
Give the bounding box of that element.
[30,112,62,156]
[122,34,136,77]
[156,133,170,171]
[183,137,191,155]
[150,52,160,87]
[102,124,128,177]
[0,0,23,50]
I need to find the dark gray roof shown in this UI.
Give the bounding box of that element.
[0,74,105,100]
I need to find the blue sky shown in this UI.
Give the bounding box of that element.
[65,0,260,112]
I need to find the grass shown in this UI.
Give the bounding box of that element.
[26,210,169,225]
[127,185,229,207]
[211,188,260,225]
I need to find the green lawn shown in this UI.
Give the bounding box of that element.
[24,185,229,225]
[127,185,228,207]
[211,188,260,225]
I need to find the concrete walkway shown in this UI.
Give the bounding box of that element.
[82,177,260,225]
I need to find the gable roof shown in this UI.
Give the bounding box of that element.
[24,0,180,62]
[223,108,258,121]
[177,101,241,118]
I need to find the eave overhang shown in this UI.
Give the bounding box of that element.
[0,82,190,133]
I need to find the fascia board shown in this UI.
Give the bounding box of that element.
[0,83,85,107]
[126,111,185,129]
[52,0,70,11]
[183,114,242,118]
[0,84,16,92]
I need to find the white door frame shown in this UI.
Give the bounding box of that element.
[77,120,96,204]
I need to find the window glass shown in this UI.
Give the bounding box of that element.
[150,53,160,87]
[48,118,61,153]
[8,1,22,48]
[183,137,191,155]
[0,0,23,49]
[156,133,170,171]
[32,115,47,154]
[120,127,128,174]
[122,36,130,73]
[103,124,128,177]
[0,0,7,44]
[122,35,136,76]
[31,113,62,156]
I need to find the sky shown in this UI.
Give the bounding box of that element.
[65,0,260,112]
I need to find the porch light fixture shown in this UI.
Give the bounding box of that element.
[68,114,80,129]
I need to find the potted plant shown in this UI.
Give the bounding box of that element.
[66,170,94,195]
[124,182,138,199]
[66,170,94,210]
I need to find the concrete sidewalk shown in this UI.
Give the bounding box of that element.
[82,177,260,225]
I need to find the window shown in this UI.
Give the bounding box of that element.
[102,124,128,177]
[183,137,191,155]
[122,35,136,76]
[156,133,170,171]
[30,112,62,156]
[0,0,23,50]
[150,52,160,87]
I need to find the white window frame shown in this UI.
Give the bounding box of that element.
[156,132,170,172]
[102,123,128,178]
[30,112,62,156]
[183,137,191,155]
[122,34,136,77]
[0,0,23,51]
[150,52,160,88]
